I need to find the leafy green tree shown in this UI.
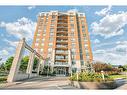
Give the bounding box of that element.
[33,57,39,70]
[19,56,29,72]
[4,56,14,72]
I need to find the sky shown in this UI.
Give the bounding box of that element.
[0,6,127,65]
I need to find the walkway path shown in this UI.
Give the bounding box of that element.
[0,76,79,90]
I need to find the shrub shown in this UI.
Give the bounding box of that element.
[70,72,114,82]
[0,77,7,82]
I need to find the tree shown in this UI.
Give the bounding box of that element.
[19,56,29,72]
[4,56,14,72]
[33,57,39,70]
[118,65,127,71]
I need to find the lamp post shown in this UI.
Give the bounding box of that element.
[101,70,105,81]
[76,68,79,81]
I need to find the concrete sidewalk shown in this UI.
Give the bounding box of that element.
[0,76,78,90]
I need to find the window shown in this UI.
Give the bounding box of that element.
[36,38,40,42]
[71,38,75,42]
[70,16,74,20]
[81,21,85,25]
[42,38,45,42]
[83,33,86,37]
[37,33,41,36]
[70,20,74,23]
[70,24,74,28]
[48,43,53,47]
[48,48,52,52]
[50,32,54,36]
[80,17,84,20]
[71,33,74,36]
[51,19,55,23]
[52,15,55,19]
[35,43,39,47]
[80,14,84,17]
[72,48,76,52]
[43,34,46,36]
[40,49,43,52]
[82,30,85,33]
[38,30,42,33]
[82,26,85,28]
[71,43,76,48]
[44,29,46,33]
[50,28,54,32]
[49,37,53,41]
[41,43,44,46]
[72,60,76,65]
[84,37,88,42]
[71,28,75,32]
[43,25,46,30]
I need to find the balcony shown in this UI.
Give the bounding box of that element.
[57,34,68,36]
[56,47,68,50]
[56,50,68,54]
[57,22,68,25]
[57,28,68,31]
[54,62,68,66]
[57,31,67,33]
[57,26,68,29]
[56,36,68,40]
[56,45,67,48]
[56,41,68,45]
[55,59,68,62]
[55,53,68,56]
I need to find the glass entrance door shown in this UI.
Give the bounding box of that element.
[56,67,66,76]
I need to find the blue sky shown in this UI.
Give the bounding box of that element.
[0,6,127,65]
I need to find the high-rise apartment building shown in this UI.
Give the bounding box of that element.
[32,10,93,75]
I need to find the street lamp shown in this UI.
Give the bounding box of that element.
[47,57,50,77]
[101,70,105,81]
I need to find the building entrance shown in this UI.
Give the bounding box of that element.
[54,67,68,76]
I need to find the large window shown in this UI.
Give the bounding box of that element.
[50,28,54,32]
[50,32,54,36]
[48,43,53,47]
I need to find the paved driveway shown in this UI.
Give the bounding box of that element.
[0,76,79,90]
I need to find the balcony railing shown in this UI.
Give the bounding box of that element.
[56,45,67,48]
[57,22,68,24]
[54,62,68,65]
[57,26,68,29]
[56,50,68,53]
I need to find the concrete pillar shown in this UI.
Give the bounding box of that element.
[37,59,41,75]
[26,52,35,77]
[39,60,44,74]
[68,50,72,74]
[76,60,81,72]
[7,38,25,82]
[50,49,55,73]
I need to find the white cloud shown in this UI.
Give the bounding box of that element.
[27,6,36,10]
[0,17,36,41]
[93,41,127,65]
[0,49,9,56]
[91,12,127,39]
[95,6,112,16]
[3,39,18,47]
[93,39,100,44]
[68,8,78,12]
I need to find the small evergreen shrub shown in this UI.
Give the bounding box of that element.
[70,72,114,82]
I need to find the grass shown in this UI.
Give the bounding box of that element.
[109,74,127,79]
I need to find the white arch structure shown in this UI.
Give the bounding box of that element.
[7,38,44,82]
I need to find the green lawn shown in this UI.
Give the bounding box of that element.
[109,75,127,79]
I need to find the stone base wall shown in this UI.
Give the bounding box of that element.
[14,73,38,81]
[69,81,117,89]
